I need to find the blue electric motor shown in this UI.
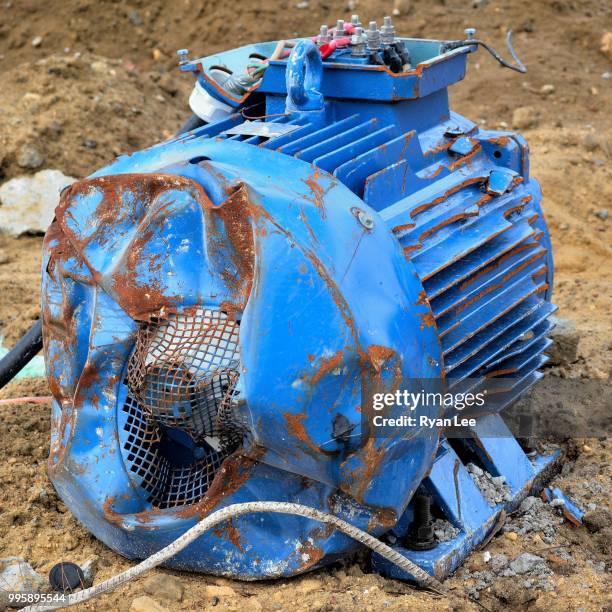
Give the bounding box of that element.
[41,17,558,581]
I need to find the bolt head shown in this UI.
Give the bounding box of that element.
[357,210,374,229]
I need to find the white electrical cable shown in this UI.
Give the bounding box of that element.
[24,501,446,611]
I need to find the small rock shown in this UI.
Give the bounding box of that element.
[512,106,538,130]
[81,557,100,588]
[83,138,98,149]
[90,59,108,74]
[128,10,144,26]
[602,72,611,80]
[152,48,163,61]
[520,19,535,33]
[540,84,555,95]
[483,551,492,563]
[31,36,43,48]
[550,498,565,508]
[0,557,49,608]
[432,518,460,542]
[158,73,178,97]
[296,1,309,8]
[130,596,169,612]
[519,496,538,514]
[583,133,599,151]
[600,32,612,61]
[509,553,545,574]
[594,209,608,221]
[393,0,411,14]
[143,574,184,602]
[583,508,610,533]
[505,531,518,541]
[547,316,580,366]
[16,145,44,169]
[467,463,484,477]
[0,169,76,236]
[491,553,509,572]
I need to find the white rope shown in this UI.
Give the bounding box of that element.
[24,501,446,611]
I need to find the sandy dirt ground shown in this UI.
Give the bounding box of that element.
[0,0,610,610]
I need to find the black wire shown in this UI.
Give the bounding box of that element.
[0,319,43,390]
[443,30,527,74]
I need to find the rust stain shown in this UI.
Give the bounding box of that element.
[302,168,329,218]
[422,164,444,179]
[458,243,536,292]
[448,144,482,171]
[476,193,494,207]
[367,507,398,532]
[391,221,416,234]
[351,437,386,501]
[419,310,437,330]
[367,345,396,373]
[296,539,325,571]
[310,349,344,385]
[418,212,467,243]
[214,518,244,551]
[209,183,256,309]
[402,243,422,256]
[284,412,322,455]
[410,177,484,218]
[487,136,509,147]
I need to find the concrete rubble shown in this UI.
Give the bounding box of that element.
[0,169,75,236]
[502,495,563,543]
[0,557,49,608]
[432,519,460,542]
[466,463,512,506]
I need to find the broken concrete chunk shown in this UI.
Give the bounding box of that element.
[143,573,184,602]
[0,169,76,236]
[547,316,580,366]
[0,557,49,608]
[509,553,547,575]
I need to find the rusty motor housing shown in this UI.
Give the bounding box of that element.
[41,22,557,581]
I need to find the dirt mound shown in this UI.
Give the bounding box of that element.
[0,52,190,182]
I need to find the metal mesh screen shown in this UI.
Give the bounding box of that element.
[121,307,246,509]
[127,308,241,442]
[121,391,227,508]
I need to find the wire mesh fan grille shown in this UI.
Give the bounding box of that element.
[121,392,227,508]
[120,308,245,509]
[127,308,241,442]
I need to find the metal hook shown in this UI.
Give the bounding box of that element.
[442,30,527,74]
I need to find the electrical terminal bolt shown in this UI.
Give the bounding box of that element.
[351,27,368,57]
[317,25,331,46]
[351,14,362,29]
[176,48,190,65]
[380,16,396,46]
[334,19,347,40]
[366,22,382,51]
